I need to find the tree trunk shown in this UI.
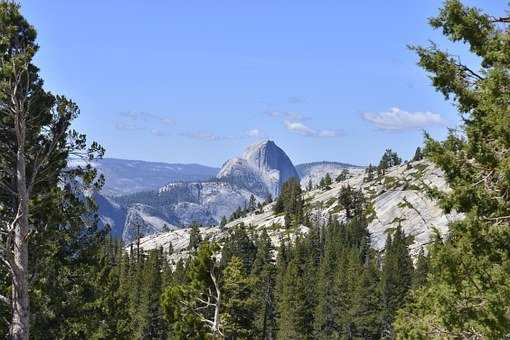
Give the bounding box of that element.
[10,114,29,340]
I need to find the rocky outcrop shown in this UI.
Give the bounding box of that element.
[134,160,461,260]
[218,140,299,197]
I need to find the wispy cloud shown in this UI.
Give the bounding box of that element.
[181,131,236,141]
[288,96,306,104]
[283,120,343,138]
[361,107,446,131]
[181,128,265,141]
[267,111,342,138]
[246,128,262,138]
[115,111,175,136]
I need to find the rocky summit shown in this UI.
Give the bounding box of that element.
[98,140,302,243]
[217,140,300,197]
[131,159,462,260]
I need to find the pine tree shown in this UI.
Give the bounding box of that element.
[338,185,365,219]
[379,225,413,338]
[378,149,401,174]
[162,242,222,338]
[395,1,510,337]
[222,256,256,339]
[91,239,133,340]
[220,224,257,274]
[336,168,350,182]
[412,247,429,289]
[412,146,423,162]
[248,194,257,212]
[188,223,202,252]
[364,164,375,182]
[0,4,104,338]
[251,230,277,339]
[219,216,228,229]
[142,250,167,339]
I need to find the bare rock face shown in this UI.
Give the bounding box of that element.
[218,140,299,197]
[134,160,462,261]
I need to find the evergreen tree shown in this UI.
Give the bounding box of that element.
[0,3,104,338]
[307,179,313,191]
[336,168,350,182]
[91,240,133,340]
[219,216,228,229]
[338,185,365,219]
[142,250,166,339]
[395,1,510,337]
[220,224,257,274]
[221,256,256,339]
[161,242,222,338]
[323,173,332,188]
[379,225,413,338]
[187,223,202,252]
[248,194,257,212]
[412,146,423,162]
[251,230,277,339]
[412,247,429,289]
[378,149,401,174]
[364,164,375,182]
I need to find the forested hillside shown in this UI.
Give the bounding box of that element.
[1,1,510,339]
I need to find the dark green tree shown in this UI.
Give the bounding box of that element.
[412,146,423,162]
[378,149,401,174]
[251,230,277,339]
[0,3,104,338]
[336,169,350,182]
[379,225,413,338]
[395,1,510,337]
[187,223,202,252]
[221,256,256,339]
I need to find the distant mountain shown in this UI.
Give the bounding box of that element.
[296,161,364,186]
[91,158,219,196]
[99,140,299,243]
[217,140,299,197]
[135,160,461,261]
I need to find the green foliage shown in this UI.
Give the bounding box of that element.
[338,185,365,219]
[365,164,376,182]
[188,223,202,252]
[379,225,413,338]
[273,178,304,226]
[336,168,350,182]
[221,257,256,339]
[378,149,402,174]
[220,224,257,274]
[412,147,424,162]
[395,1,510,338]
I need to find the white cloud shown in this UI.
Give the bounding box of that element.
[246,129,262,137]
[181,131,239,141]
[283,120,342,138]
[361,107,446,131]
[284,120,316,136]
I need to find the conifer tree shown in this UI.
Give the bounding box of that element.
[221,256,256,339]
[188,223,202,252]
[0,4,104,338]
[336,168,349,182]
[142,250,166,339]
[220,224,257,274]
[395,1,510,337]
[251,230,277,339]
[379,226,413,338]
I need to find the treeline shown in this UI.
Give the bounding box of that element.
[130,186,425,339]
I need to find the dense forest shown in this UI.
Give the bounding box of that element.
[1,0,510,339]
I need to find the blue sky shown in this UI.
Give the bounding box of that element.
[20,1,506,167]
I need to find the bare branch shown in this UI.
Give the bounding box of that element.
[0,294,9,305]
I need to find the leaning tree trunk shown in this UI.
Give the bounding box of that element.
[10,112,29,340]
